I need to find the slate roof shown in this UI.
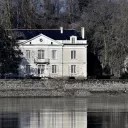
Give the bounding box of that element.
[6,29,83,40]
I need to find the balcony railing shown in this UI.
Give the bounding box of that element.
[62,40,87,44]
[34,58,50,64]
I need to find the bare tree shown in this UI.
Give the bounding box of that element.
[0,0,13,28]
[81,0,128,76]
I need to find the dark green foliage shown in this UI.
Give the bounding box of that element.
[120,72,128,79]
[0,27,22,75]
[103,64,111,75]
[87,52,102,78]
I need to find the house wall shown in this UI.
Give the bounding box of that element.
[25,34,60,45]
[48,46,63,78]
[62,45,87,78]
[19,45,63,77]
[18,34,87,79]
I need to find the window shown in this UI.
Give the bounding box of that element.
[72,37,75,44]
[26,65,30,74]
[38,50,45,59]
[38,65,45,74]
[40,38,43,42]
[71,65,76,74]
[26,50,30,59]
[71,50,76,59]
[52,50,57,59]
[52,65,57,73]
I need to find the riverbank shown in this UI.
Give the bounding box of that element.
[0,79,128,97]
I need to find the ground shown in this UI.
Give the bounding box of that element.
[0,79,128,97]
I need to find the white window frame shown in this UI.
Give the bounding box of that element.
[52,65,57,74]
[72,37,75,44]
[70,36,77,44]
[26,65,30,74]
[52,50,57,59]
[38,50,45,59]
[71,50,76,59]
[71,65,76,74]
[26,50,30,59]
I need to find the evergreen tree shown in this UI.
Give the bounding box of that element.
[0,27,22,77]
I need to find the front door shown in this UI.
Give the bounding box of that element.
[38,64,45,77]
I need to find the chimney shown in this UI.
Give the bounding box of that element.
[60,27,63,34]
[81,27,85,39]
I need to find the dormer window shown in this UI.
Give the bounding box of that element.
[70,36,77,44]
[72,37,75,44]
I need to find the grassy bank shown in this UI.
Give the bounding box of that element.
[0,79,128,97]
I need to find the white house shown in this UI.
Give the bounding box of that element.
[14,27,87,79]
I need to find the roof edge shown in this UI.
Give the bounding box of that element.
[5,29,76,30]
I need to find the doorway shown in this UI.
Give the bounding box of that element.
[38,64,45,77]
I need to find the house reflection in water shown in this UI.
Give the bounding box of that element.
[0,111,87,128]
[29,110,87,128]
[0,98,87,128]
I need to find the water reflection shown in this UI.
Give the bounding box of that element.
[0,96,128,128]
[0,113,19,128]
[88,112,128,128]
[0,98,87,128]
[29,110,87,128]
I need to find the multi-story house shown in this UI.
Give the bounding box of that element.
[14,27,87,79]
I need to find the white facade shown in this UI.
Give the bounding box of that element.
[18,28,87,79]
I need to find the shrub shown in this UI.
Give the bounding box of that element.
[120,72,128,79]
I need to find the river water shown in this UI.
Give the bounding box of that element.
[0,95,128,128]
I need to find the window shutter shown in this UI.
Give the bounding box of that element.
[49,65,51,76]
[71,51,73,59]
[76,65,78,74]
[68,65,71,76]
[74,51,76,59]
[57,65,59,73]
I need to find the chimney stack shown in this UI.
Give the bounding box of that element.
[81,27,85,39]
[60,27,63,34]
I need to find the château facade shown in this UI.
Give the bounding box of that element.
[16,27,87,79]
